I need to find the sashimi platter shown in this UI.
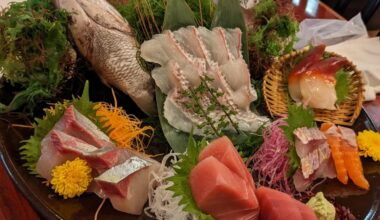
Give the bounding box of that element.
[1,0,380,219]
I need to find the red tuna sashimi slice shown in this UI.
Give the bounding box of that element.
[189,156,259,218]
[199,136,255,189]
[256,187,317,220]
[215,208,259,220]
[36,130,119,180]
[53,105,114,148]
[94,156,159,215]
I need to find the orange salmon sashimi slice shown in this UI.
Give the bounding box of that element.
[321,122,369,190]
[341,142,370,190]
[326,136,348,185]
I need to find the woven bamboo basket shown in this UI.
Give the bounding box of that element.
[263,47,364,126]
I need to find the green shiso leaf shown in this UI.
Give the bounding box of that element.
[212,0,249,63]
[167,135,213,220]
[280,104,316,176]
[281,104,316,143]
[19,81,105,174]
[335,68,350,105]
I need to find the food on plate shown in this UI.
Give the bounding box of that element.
[256,186,317,220]
[53,0,155,115]
[292,127,336,192]
[50,105,114,148]
[321,123,369,190]
[50,158,93,199]
[141,25,269,135]
[288,45,326,103]
[190,136,259,219]
[20,82,153,174]
[306,192,336,220]
[94,156,159,215]
[18,82,158,215]
[357,130,380,162]
[288,45,350,110]
[249,118,294,194]
[36,129,120,180]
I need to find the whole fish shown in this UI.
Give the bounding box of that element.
[54,0,156,115]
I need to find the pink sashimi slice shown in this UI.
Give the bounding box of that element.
[53,105,114,148]
[36,130,120,180]
[199,136,255,190]
[189,156,259,219]
[299,71,337,110]
[256,187,317,220]
[288,44,326,102]
[299,56,349,110]
[94,156,159,215]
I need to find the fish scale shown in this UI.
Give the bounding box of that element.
[54,0,155,115]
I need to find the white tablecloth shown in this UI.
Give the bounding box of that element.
[327,37,380,101]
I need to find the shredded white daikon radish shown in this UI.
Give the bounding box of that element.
[144,152,196,220]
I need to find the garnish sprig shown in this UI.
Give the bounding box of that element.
[181,75,239,137]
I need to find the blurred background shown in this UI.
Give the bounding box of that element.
[321,0,380,32]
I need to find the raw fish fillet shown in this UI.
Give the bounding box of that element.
[292,127,336,191]
[141,26,269,135]
[94,156,159,215]
[255,187,317,220]
[36,130,120,181]
[288,45,326,102]
[199,136,255,190]
[53,0,155,115]
[53,105,114,148]
[189,157,259,219]
[299,57,349,110]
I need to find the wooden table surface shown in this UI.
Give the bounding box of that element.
[0,1,376,220]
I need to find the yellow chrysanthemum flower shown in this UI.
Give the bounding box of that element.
[357,130,380,162]
[50,158,92,199]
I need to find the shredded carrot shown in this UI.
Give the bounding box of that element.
[94,90,154,153]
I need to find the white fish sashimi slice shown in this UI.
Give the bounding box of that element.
[222,28,243,59]
[220,59,257,110]
[37,130,117,181]
[141,26,269,134]
[299,73,337,110]
[94,156,160,215]
[53,105,114,148]
[198,27,231,65]
[173,26,208,59]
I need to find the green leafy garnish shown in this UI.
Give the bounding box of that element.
[281,104,316,176]
[281,104,316,143]
[335,68,350,105]
[0,0,73,113]
[168,135,213,220]
[19,81,104,174]
[109,0,215,44]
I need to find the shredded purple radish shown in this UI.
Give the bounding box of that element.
[247,118,316,201]
[247,118,295,194]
